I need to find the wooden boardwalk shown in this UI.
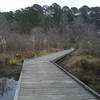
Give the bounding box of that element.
[14,49,99,100]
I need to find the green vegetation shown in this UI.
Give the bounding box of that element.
[59,49,100,93]
[1,4,100,51]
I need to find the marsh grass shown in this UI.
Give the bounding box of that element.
[0,48,62,80]
[60,49,100,93]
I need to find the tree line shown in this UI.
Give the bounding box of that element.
[2,3,100,33]
[0,3,100,51]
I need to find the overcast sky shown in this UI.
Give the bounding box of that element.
[0,0,100,12]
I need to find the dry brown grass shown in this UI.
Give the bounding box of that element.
[0,48,63,80]
[60,49,100,93]
[0,48,63,65]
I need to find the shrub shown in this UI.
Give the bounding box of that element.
[9,58,18,65]
[15,53,22,58]
[80,59,90,71]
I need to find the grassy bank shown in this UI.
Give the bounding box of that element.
[58,49,100,94]
[0,48,62,80]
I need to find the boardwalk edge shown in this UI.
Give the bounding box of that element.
[51,50,100,99]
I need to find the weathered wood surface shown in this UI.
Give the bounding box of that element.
[14,48,99,100]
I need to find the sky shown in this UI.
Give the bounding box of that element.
[0,0,100,12]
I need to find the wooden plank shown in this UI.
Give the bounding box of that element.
[14,48,99,100]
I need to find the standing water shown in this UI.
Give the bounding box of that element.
[0,77,17,100]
